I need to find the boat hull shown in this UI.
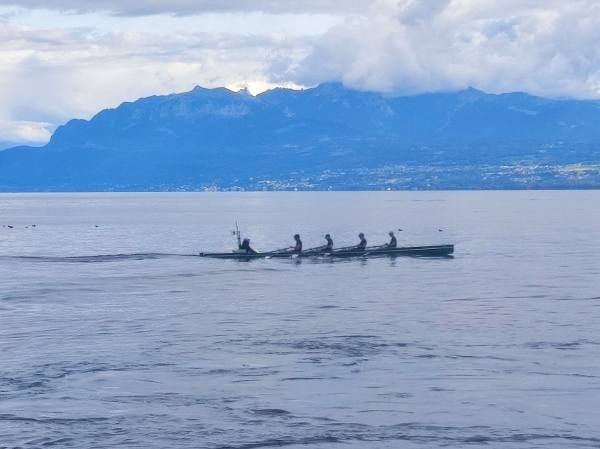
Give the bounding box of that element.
[199,244,454,259]
[329,244,454,258]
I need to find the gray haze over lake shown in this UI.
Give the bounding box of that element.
[1,191,599,448]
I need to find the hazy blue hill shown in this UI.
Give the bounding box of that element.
[1,83,600,191]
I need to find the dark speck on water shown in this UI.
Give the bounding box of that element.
[1,191,599,448]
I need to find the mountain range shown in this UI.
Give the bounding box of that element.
[1,83,599,191]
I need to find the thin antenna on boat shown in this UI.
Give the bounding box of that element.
[235,222,241,248]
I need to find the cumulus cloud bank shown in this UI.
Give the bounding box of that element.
[2,0,600,144]
[293,0,600,98]
[0,23,311,142]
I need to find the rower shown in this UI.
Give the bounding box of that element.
[293,234,302,253]
[357,233,367,250]
[240,238,258,254]
[324,234,334,252]
[385,231,397,248]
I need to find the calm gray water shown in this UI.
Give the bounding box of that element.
[1,191,599,448]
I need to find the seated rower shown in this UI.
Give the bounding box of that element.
[293,234,302,253]
[357,233,367,250]
[324,234,334,252]
[385,231,397,248]
[240,237,258,254]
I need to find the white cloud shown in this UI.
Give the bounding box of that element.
[0,6,345,35]
[0,120,52,142]
[294,0,600,99]
[0,23,314,142]
[0,0,372,15]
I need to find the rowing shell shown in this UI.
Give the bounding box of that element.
[199,244,454,259]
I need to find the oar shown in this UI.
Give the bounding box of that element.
[334,245,358,251]
[265,247,294,255]
[360,245,388,256]
[263,247,296,259]
[303,245,327,253]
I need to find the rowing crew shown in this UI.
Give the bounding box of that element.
[239,231,397,254]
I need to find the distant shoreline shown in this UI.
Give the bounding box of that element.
[1,187,599,194]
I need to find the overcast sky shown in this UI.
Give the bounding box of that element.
[1,0,600,144]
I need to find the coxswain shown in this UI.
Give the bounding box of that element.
[385,231,397,248]
[293,234,302,253]
[240,237,258,254]
[324,234,334,252]
[357,233,367,250]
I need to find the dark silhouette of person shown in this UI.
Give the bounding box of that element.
[240,238,258,254]
[357,233,367,250]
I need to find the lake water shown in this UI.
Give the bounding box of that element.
[1,191,599,448]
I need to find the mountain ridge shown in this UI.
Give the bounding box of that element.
[1,83,600,191]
